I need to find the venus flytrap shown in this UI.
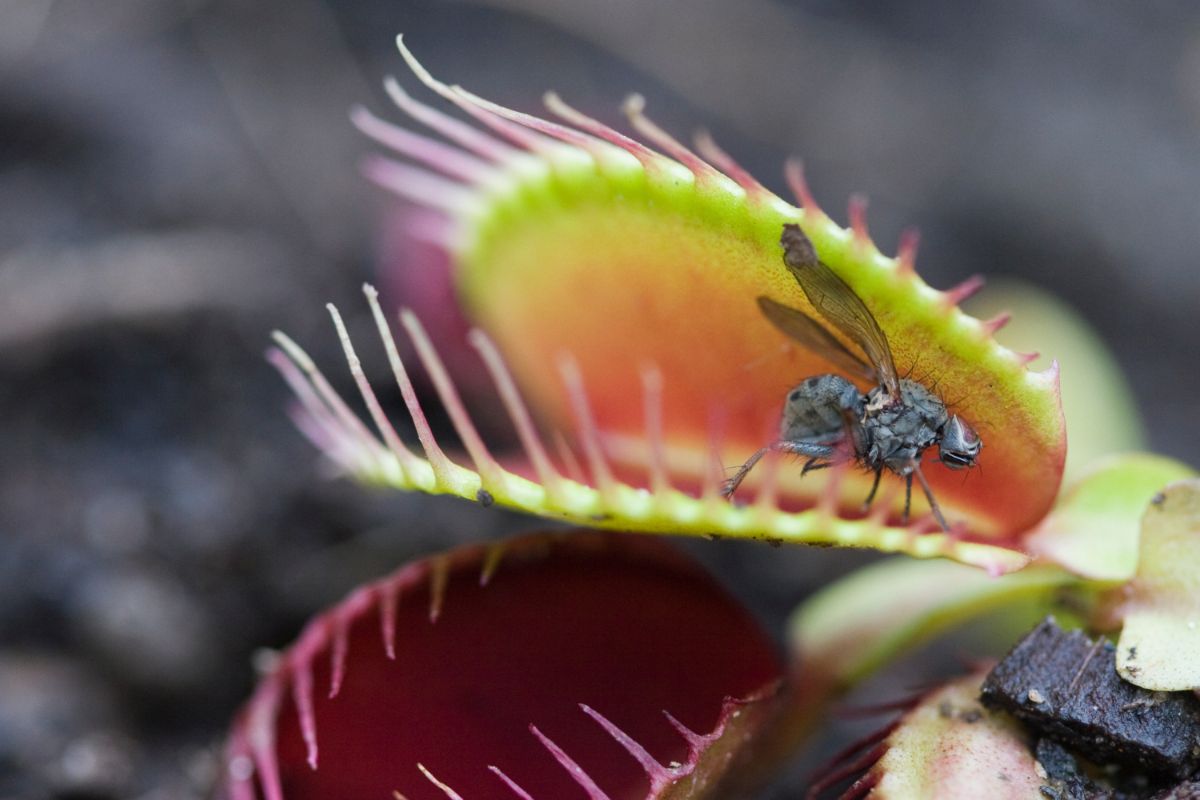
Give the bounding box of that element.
[230,35,1200,799]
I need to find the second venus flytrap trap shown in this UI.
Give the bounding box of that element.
[224,34,1200,800]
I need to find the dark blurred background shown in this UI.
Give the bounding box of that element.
[2,1,1197,797]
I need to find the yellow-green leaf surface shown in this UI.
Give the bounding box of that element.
[1115,479,1200,691]
[1024,454,1196,581]
[272,37,1072,571]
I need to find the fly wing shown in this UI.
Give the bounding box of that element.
[757,296,876,382]
[779,224,900,395]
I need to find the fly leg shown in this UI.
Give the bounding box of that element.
[801,458,832,476]
[911,460,951,532]
[722,440,837,499]
[860,467,883,512]
[902,473,913,524]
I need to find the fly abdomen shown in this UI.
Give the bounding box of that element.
[780,374,865,442]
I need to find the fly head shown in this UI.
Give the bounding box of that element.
[938,414,982,470]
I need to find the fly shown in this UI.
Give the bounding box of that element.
[722,224,982,531]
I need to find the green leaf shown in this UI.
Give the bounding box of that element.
[1115,479,1200,691]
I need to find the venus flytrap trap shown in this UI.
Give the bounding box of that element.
[229,35,1200,800]
[270,37,1072,575]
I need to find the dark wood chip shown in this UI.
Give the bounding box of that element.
[981,618,1200,779]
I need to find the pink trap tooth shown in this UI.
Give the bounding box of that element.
[640,363,669,495]
[453,85,615,161]
[361,155,475,214]
[1016,350,1041,366]
[848,193,870,247]
[896,227,921,273]
[693,129,769,198]
[559,355,617,500]
[401,309,504,489]
[942,274,986,307]
[580,704,674,790]
[448,85,566,153]
[428,555,449,623]
[291,656,318,770]
[982,311,1013,335]
[785,157,827,220]
[544,91,668,172]
[622,94,724,186]
[488,765,535,799]
[417,764,466,800]
[529,726,612,800]
[554,431,587,486]
[351,105,490,182]
[383,76,514,163]
[468,328,565,494]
